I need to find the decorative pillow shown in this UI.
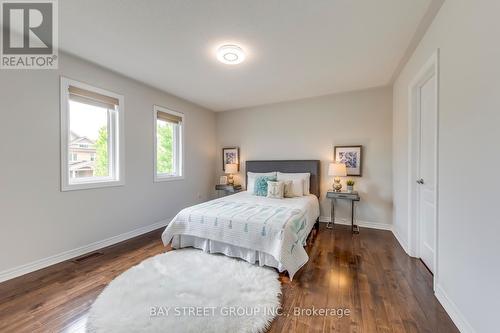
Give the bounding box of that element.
[247,172,277,193]
[277,172,310,195]
[253,176,277,196]
[283,180,295,198]
[267,181,284,199]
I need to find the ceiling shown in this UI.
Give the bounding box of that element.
[59,0,434,111]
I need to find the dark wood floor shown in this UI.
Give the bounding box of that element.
[0,225,458,333]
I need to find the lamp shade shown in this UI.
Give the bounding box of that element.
[225,163,238,174]
[328,163,347,177]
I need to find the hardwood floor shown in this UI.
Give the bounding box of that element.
[0,225,458,333]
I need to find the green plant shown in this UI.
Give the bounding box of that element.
[94,126,109,177]
[346,179,355,186]
[157,121,174,174]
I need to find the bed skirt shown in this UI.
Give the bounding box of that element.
[171,234,287,273]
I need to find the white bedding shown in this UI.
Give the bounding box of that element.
[162,191,320,279]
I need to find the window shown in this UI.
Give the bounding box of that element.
[154,105,184,181]
[60,77,124,191]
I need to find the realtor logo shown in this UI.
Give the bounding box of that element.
[1,0,58,69]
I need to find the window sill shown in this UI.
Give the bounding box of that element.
[154,175,184,183]
[62,179,125,192]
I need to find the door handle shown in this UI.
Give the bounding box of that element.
[416,178,424,184]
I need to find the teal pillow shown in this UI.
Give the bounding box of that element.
[254,176,277,196]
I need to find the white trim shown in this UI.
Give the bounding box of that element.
[407,50,440,289]
[319,216,411,253]
[155,175,185,182]
[319,216,392,231]
[391,227,410,254]
[0,219,170,283]
[153,105,185,183]
[435,284,476,333]
[60,76,125,191]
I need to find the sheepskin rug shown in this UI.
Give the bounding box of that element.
[86,249,281,333]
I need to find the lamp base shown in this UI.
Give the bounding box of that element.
[333,178,342,192]
[227,174,234,185]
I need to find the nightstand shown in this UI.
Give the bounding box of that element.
[215,184,243,197]
[326,191,361,233]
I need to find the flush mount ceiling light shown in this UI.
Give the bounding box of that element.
[216,45,245,65]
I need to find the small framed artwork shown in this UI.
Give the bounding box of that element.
[219,176,228,185]
[334,145,362,176]
[222,147,240,171]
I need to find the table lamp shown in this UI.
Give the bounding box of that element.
[328,163,347,192]
[224,163,238,185]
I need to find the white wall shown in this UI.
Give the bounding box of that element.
[0,53,216,277]
[216,87,393,228]
[393,1,500,331]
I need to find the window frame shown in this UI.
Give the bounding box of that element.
[60,77,125,191]
[153,105,185,182]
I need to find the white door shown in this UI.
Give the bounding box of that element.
[417,74,437,273]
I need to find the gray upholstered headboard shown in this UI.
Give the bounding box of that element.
[245,160,321,198]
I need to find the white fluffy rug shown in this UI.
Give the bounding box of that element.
[86,249,281,333]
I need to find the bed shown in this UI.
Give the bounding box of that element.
[161,160,320,279]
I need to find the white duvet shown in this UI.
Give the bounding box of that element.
[162,191,320,278]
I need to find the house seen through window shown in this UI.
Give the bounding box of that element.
[68,100,109,180]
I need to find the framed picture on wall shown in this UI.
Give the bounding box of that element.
[222,147,240,171]
[334,145,362,176]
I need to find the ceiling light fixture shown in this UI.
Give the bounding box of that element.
[217,45,245,65]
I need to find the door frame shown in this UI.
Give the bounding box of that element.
[407,50,440,289]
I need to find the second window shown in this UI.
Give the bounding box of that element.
[154,105,184,181]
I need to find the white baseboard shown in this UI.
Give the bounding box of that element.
[0,219,170,283]
[435,284,476,333]
[318,216,392,231]
[319,215,411,260]
[391,226,410,254]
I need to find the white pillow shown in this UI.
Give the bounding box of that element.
[247,172,276,193]
[277,172,310,195]
[267,181,284,199]
[276,174,303,197]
